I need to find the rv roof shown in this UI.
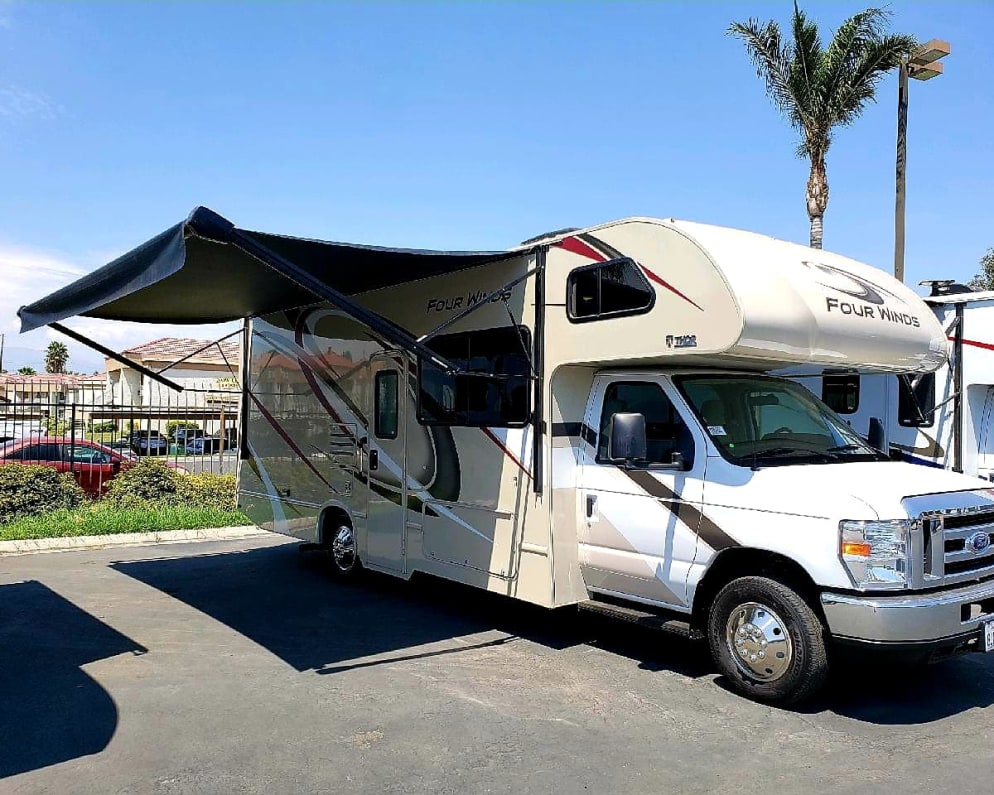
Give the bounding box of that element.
[926,291,994,305]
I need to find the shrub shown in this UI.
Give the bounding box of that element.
[175,471,237,510]
[45,417,69,435]
[0,464,85,524]
[166,420,201,440]
[89,420,116,433]
[105,460,179,506]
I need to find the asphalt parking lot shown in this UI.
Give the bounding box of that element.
[3,535,994,794]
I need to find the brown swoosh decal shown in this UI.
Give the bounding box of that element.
[622,469,737,551]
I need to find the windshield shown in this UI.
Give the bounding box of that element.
[675,375,883,467]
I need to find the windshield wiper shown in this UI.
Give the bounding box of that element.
[747,447,836,469]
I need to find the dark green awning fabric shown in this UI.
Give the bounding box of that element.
[18,207,514,332]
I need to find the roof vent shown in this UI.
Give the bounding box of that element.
[919,279,976,297]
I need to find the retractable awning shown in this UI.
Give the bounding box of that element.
[18,206,517,332]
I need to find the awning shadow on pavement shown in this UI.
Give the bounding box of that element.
[0,580,147,779]
[111,543,711,680]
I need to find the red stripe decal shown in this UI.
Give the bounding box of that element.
[481,427,531,479]
[640,264,703,312]
[951,336,994,352]
[555,236,608,262]
[248,391,333,488]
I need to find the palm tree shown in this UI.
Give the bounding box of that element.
[44,341,70,374]
[17,366,37,375]
[729,4,916,249]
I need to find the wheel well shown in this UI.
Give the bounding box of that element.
[690,548,824,630]
[318,506,352,547]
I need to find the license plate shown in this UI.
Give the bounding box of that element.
[983,620,994,653]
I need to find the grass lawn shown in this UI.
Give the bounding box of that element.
[0,502,253,541]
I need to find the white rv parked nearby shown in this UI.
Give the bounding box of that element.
[20,207,994,705]
[798,285,994,481]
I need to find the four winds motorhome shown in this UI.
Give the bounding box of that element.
[20,206,994,704]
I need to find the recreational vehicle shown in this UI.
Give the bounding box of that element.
[20,207,994,705]
[797,284,994,480]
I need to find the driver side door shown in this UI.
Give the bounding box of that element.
[577,377,706,608]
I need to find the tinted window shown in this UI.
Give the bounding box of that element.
[822,373,860,414]
[568,258,654,321]
[898,373,936,427]
[419,327,531,427]
[9,443,62,461]
[597,381,694,466]
[375,371,399,439]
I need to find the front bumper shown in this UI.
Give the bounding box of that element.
[821,577,994,644]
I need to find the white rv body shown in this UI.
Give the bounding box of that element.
[798,290,994,480]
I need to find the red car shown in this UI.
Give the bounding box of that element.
[0,437,136,497]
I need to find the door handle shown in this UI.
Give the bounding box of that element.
[369,449,379,471]
[586,494,597,519]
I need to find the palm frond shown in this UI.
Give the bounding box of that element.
[787,1,824,152]
[727,18,795,122]
[827,33,918,128]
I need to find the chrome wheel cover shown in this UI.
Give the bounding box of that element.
[725,601,793,682]
[331,525,356,572]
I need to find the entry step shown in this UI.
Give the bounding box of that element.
[579,598,703,641]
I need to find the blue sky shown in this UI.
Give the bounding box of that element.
[1,1,992,372]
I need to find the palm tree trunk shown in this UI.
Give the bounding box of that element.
[806,156,829,250]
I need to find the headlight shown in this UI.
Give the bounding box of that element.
[839,519,915,590]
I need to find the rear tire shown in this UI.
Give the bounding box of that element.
[326,522,362,578]
[707,576,828,705]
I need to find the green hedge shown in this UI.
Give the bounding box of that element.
[105,460,178,506]
[0,460,241,528]
[105,460,238,510]
[0,465,86,525]
[166,420,200,439]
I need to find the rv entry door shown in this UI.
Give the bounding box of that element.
[363,352,408,572]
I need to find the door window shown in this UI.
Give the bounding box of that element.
[7,443,62,461]
[597,382,694,466]
[375,370,399,439]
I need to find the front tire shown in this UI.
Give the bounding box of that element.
[327,523,362,578]
[707,576,828,705]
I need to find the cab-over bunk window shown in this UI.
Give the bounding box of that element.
[567,258,654,322]
[418,326,532,427]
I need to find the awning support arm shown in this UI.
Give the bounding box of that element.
[49,322,184,392]
[416,265,539,345]
[154,328,244,377]
[187,207,459,373]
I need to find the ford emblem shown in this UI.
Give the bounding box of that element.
[967,532,992,554]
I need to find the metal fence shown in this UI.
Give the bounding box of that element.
[0,376,240,492]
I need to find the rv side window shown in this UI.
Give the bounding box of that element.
[822,374,860,414]
[596,381,694,466]
[567,258,654,322]
[418,326,531,427]
[898,373,936,427]
[375,370,399,440]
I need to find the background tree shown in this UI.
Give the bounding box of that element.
[17,366,37,375]
[44,341,69,374]
[729,4,916,249]
[968,248,994,291]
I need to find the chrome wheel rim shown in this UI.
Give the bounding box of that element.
[331,525,356,572]
[725,601,793,682]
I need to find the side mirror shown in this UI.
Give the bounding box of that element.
[609,413,647,466]
[867,416,888,455]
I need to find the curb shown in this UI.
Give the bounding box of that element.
[0,525,270,556]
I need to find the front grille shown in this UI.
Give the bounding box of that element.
[925,509,994,583]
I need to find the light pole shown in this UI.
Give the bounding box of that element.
[894,39,950,283]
